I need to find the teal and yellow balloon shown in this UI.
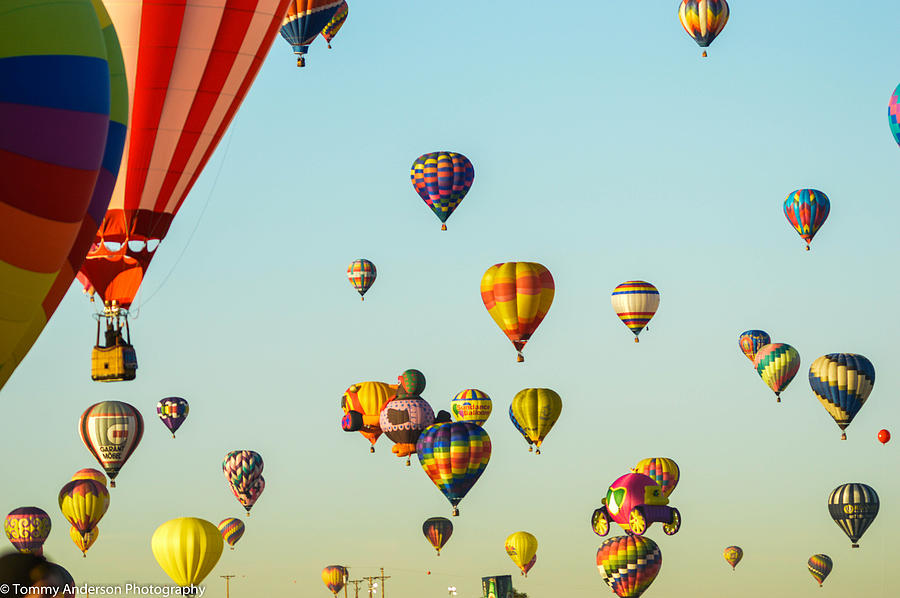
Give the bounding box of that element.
[451,389,492,426]
[808,554,832,586]
[753,343,800,402]
[784,189,830,250]
[509,388,562,454]
[809,354,874,440]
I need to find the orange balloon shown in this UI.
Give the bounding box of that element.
[480,263,555,362]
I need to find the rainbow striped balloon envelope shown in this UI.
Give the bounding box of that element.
[753,343,800,402]
[411,152,475,230]
[889,84,900,147]
[783,189,830,250]
[451,389,492,426]
[416,422,491,516]
[611,281,659,342]
[596,535,662,598]
[218,518,245,550]
[809,354,875,440]
[347,259,376,300]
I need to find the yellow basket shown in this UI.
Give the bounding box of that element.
[91,345,138,382]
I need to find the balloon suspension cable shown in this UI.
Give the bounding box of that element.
[82,553,86,558]
[441,224,447,231]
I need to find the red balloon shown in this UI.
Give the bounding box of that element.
[878,429,891,444]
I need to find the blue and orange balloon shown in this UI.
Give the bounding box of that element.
[738,330,770,364]
[280,0,343,66]
[784,189,830,250]
[411,152,475,230]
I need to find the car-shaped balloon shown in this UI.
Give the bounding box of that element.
[591,473,680,536]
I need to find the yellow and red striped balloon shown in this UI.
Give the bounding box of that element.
[70,525,98,556]
[611,281,659,342]
[480,262,555,362]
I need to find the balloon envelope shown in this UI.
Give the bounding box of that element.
[223,451,264,513]
[280,0,342,64]
[70,524,98,556]
[416,422,491,516]
[151,517,223,587]
[341,382,397,450]
[809,353,874,439]
[410,152,475,229]
[321,1,349,47]
[322,565,348,595]
[611,281,659,342]
[808,554,832,586]
[890,84,900,147]
[723,546,742,570]
[451,389,492,426]
[79,401,144,486]
[4,508,51,554]
[71,468,107,486]
[509,388,562,453]
[481,262,555,361]
[505,532,537,576]
[828,483,878,547]
[422,517,453,555]
[596,535,662,598]
[379,398,435,458]
[678,0,729,53]
[347,259,376,299]
[58,480,109,535]
[157,397,189,437]
[632,458,680,498]
[217,518,245,549]
[738,330,770,363]
[783,189,830,250]
[753,343,800,400]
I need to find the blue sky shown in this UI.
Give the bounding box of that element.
[3,1,900,596]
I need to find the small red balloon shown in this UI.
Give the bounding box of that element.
[878,429,891,444]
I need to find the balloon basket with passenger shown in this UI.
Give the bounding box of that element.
[90,303,137,382]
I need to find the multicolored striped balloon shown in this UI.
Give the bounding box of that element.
[223,451,264,514]
[596,535,662,598]
[322,1,348,48]
[422,517,453,556]
[416,422,491,516]
[809,353,874,440]
[784,189,830,250]
[451,389,492,426]
[157,397,189,438]
[505,531,537,577]
[807,554,832,586]
[411,152,475,230]
[828,483,878,548]
[70,524,98,557]
[738,330,770,364]
[509,388,562,454]
[889,84,900,147]
[347,259,376,300]
[322,565,348,595]
[753,343,800,402]
[723,546,742,570]
[218,518,245,550]
[632,457,680,498]
[481,262,555,362]
[678,0,730,57]
[79,401,144,486]
[58,479,109,538]
[4,508,51,555]
[611,281,659,342]
[280,0,342,66]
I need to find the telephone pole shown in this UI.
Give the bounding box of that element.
[361,568,391,598]
[347,579,365,598]
[221,575,235,598]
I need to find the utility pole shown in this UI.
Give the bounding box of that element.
[347,579,365,598]
[221,575,235,598]
[361,568,391,598]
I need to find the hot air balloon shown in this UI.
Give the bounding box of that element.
[509,388,562,455]
[322,1,348,48]
[70,525,98,557]
[322,565,348,595]
[509,405,534,452]
[808,554,832,587]
[218,518,245,550]
[380,369,435,464]
[280,1,343,66]
[79,401,144,487]
[878,429,891,444]
[451,389,492,426]
[505,532,537,577]
[410,152,475,230]
[481,262,555,362]
[753,343,800,402]
[77,0,294,362]
[632,458,680,498]
[347,259,376,300]
[151,518,223,589]
[593,473,681,537]
[678,0,729,58]
[890,84,900,147]
[784,189,830,250]
[611,281,659,342]
[4,508,51,556]
[417,422,491,516]
[723,546,742,570]
[809,353,874,440]
[422,517,453,556]
[157,397,189,438]
[596,535,662,598]
[0,0,123,393]
[828,483,878,548]
[71,468,107,486]
[233,476,265,514]
[58,479,109,541]
[223,451,264,515]
[341,382,397,452]
[738,330,771,364]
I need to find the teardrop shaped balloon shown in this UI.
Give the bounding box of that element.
[70,524,98,557]
[723,546,742,570]
[509,388,562,454]
[505,532,537,577]
[218,518,245,550]
[422,517,453,556]
[71,468,107,486]
[4,508,51,555]
[341,382,397,451]
[784,189,830,250]
[416,422,491,516]
[451,389,492,426]
[322,565,348,595]
[809,353,874,440]
[890,84,900,147]
[234,476,265,515]
[509,404,534,452]
[828,483,878,548]
[321,1,348,49]
[151,517,223,588]
[347,259,376,300]
[632,458,680,498]
[596,535,662,598]
[157,397,189,438]
[58,480,109,538]
[280,1,342,67]
[678,0,730,57]
[79,401,144,487]
[411,152,475,230]
[738,330,770,364]
[753,343,800,402]
[807,554,832,586]
[481,262,555,362]
[223,451,264,515]
[522,554,537,576]
[611,281,659,342]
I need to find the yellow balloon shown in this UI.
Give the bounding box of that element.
[58,480,109,535]
[509,388,562,454]
[505,531,538,576]
[71,525,98,556]
[342,381,398,426]
[151,518,224,587]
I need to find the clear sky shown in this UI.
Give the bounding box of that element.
[3,0,900,596]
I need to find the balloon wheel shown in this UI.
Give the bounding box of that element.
[593,511,609,537]
[663,508,681,536]
[628,508,647,535]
